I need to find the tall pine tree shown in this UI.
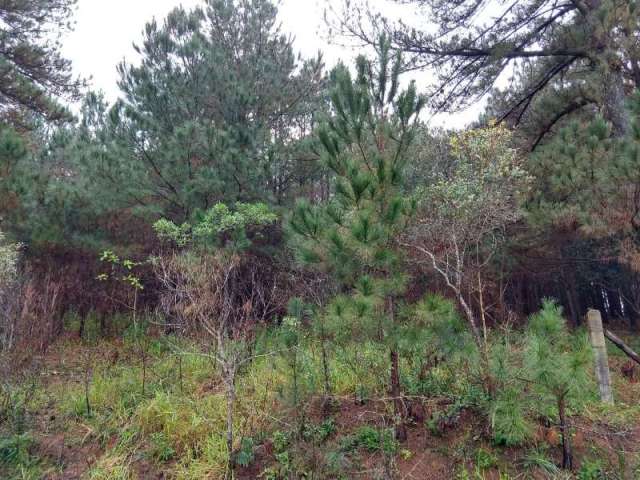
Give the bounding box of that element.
[289,38,425,441]
[99,0,326,221]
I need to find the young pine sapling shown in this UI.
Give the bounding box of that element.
[524,300,591,470]
[289,39,425,441]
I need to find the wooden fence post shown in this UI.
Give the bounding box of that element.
[586,309,613,404]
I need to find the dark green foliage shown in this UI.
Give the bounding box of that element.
[407,293,476,361]
[525,92,640,301]
[288,37,426,441]
[235,437,255,468]
[4,0,326,252]
[485,300,593,465]
[93,0,326,219]
[489,337,532,447]
[0,0,82,124]
[0,433,36,469]
[288,39,424,291]
[525,301,592,408]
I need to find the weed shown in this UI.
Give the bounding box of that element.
[302,419,337,444]
[521,447,559,475]
[340,425,398,455]
[271,430,290,454]
[149,432,176,462]
[0,434,39,475]
[475,448,497,470]
[235,437,255,468]
[577,458,604,480]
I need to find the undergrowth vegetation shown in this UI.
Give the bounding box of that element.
[2,298,640,479]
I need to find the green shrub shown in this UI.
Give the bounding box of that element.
[475,448,497,470]
[340,425,398,455]
[0,433,42,480]
[271,430,290,454]
[0,433,34,467]
[149,432,176,462]
[301,419,337,444]
[577,458,605,480]
[490,386,532,446]
[235,437,255,468]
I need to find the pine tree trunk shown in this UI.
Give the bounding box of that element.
[320,326,333,415]
[321,338,331,398]
[603,66,630,138]
[558,394,572,470]
[390,348,407,442]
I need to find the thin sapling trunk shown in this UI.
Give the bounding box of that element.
[558,392,572,469]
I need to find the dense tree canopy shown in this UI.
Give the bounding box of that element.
[0,0,82,125]
[95,0,327,221]
[2,0,329,250]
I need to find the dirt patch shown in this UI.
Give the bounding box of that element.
[38,429,102,480]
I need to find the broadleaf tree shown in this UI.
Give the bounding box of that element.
[152,202,279,478]
[0,228,20,350]
[403,124,531,388]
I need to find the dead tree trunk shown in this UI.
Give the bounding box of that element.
[604,329,640,366]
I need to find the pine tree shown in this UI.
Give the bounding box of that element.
[95,0,326,221]
[336,0,639,138]
[0,0,82,126]
[524,300,591,469]
[528,92,640,246]
[289,38,425,441]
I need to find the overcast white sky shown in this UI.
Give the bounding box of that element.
[61,0,483,128]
